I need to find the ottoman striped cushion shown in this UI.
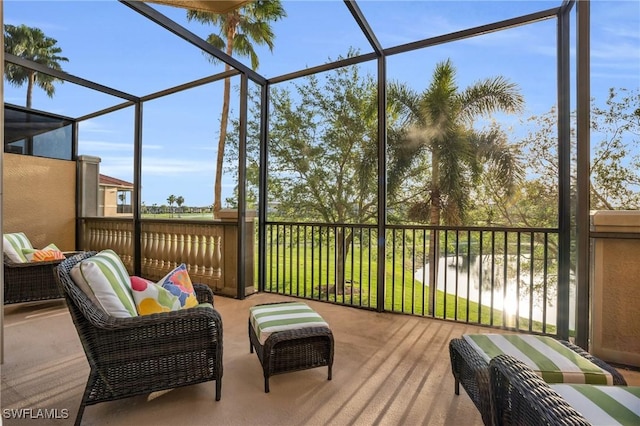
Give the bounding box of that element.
[550,384,640,425]
[464,334,613,385]
[249,302,329,345]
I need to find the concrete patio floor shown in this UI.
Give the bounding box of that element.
[2,293,639,426]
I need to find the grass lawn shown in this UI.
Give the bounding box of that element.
[264,242,555,334]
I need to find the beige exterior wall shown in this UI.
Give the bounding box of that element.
[2,153,76,251]
[590,210,640,367]
[100,186,118,216]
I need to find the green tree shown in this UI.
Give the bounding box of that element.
[226,51,408,295]
[118,192,126,213]
[508,88,640,225]
[167,195,177,218]
[187,0,286,216]
[388,59,524,314]
[589,88,640,209]
[176,196,185,217]
[477,88,639,306]
[3,24,69,109]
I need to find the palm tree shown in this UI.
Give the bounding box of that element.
[167,195,177,218]
[176,196,185,217]
[187,1,286,216]
[118,192,126,213]
[4,24,69,109]
[388,59,524,314]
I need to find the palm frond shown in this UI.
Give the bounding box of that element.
[457,76,524,123]
[471,128,524,196]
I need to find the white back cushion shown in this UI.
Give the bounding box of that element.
[70,249,138,318]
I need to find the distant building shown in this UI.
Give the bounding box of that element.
[99,174,133,216]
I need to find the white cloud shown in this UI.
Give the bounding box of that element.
[591,42,640,61]
[90,154,215,180]
[78,119,115,134]
[79,140,133,152]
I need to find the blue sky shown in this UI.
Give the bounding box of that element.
[4,0,639,208]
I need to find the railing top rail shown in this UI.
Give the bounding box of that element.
[265,220,558,234]
[81,217,238,227]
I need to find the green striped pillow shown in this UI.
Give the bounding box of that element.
[3,232,33,263]
[70,249,138,318]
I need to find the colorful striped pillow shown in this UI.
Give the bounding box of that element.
[70,249,138,318]
[3,232,33,263]
[22,243,65,262]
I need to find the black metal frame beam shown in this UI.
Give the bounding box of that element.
[257,84,269,293]
[141,70,240,102]
[344,0,383,56]
[268,52,378,85]
[5,53,139,102]
[575,0,591,349]
[75,101,136,122]
[385,8,560,55]
[119,0,266,86]
[556,1,573,341]
[237,73,249,299]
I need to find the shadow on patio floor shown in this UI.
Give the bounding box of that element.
[3,293,638,425]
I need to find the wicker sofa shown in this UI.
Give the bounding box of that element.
[3,254,64,304]
[490,354,639,426]
[54,251,224,426]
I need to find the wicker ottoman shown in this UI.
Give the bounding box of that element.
[249,301,334,393]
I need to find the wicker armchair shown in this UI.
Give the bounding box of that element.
[489,354,592,426]
[54,251,223,426]
[3,254,64,304]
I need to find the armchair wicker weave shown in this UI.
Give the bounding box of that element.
[3,254,64,304]
[490,354,639,426]
[54,251,223,426]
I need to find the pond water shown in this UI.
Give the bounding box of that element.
[415,255,576,328]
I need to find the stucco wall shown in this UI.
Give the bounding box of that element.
[2,153,76,250]
[590,210,640,367]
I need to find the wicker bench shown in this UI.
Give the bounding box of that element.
[4,254,65,305]
[248,301,334,393]
[449,335,627,425]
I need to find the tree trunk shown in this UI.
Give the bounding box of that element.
[427,201,440,316]
[427,150,441,316]
[213,34,235,216]
[335,228,353,295]
[27,71,35,109]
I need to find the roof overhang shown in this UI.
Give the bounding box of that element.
[143,0,252,14]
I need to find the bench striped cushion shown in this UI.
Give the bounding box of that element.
[550,384,640,425]
[249,302,329,345]
[464,334,613,385]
